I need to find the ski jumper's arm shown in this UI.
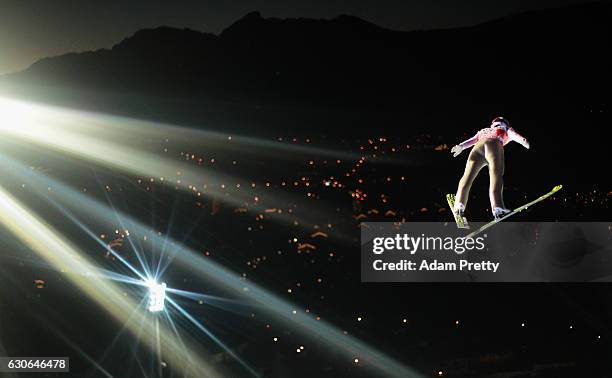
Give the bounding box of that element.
[451,131,479,157]
[458,134,479,150]
[507,128,530,149]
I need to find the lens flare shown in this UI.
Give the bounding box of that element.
[0,153,422,378]
[0,184,224,378]
[0,95,423,377]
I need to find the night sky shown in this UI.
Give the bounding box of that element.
[0,0,598,75]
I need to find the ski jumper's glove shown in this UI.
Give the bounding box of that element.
[451,145,463,157]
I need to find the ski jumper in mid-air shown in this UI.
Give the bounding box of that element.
[450,117,530,221]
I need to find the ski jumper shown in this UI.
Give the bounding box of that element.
[454,121,529,218]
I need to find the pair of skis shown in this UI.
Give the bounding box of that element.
[446,185,563,238]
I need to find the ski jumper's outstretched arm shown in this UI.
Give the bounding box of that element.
[458,134,479,149]
[508,128,530,149]
[451,134,478,157]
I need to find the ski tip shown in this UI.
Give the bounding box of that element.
[552,184,563,192]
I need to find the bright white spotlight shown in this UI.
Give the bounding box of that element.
[147,280,167,312]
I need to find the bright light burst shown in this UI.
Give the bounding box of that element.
[0,184,224,377]
[0,95,349,234]
[146,280,167,313]
[0,95,423,377]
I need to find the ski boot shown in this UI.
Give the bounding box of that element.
[447,194,470,229]
[492,207,512,221]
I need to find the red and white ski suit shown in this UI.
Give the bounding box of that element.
[458,125,529,150]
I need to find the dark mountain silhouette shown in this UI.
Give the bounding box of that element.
[3,3,610,109]
[0,3,610,187]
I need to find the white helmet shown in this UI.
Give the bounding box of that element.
[491,116,510,128]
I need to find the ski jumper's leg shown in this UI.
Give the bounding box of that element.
[484,139,505,210]
[455,143,486,210]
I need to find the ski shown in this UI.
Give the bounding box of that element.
[446,193,470,229]
[465,184,563,238]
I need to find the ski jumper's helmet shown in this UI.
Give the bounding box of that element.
[491,117,510,128]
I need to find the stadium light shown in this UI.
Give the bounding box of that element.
[147,280,167,312]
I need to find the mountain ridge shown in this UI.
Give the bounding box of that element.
[8,1,608,79]
[1,1,609,118]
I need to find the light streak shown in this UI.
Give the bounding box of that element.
[0,184,224,378]
[0,153,423,378]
